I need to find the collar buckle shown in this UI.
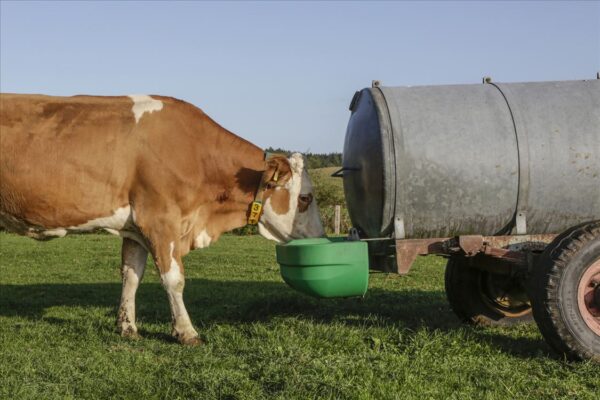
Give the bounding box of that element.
[247,151,279,225]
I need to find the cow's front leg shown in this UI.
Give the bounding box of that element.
[133,208,201,345]
[117,237,148,338]
[154,240,201,345]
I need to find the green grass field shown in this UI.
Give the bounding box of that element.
[1,233,598,399]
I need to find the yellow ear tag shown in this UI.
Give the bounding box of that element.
[273,170,279,182]
[248,201,263,225]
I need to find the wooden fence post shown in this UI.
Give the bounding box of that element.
[334,205,341,235]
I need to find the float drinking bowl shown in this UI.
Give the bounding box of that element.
[276,237,369,298]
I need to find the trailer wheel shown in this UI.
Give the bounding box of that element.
[445,257,532,326]
[530,221,600,361]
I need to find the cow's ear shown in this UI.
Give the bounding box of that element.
[288,153,304,175]
[265,155,292,186]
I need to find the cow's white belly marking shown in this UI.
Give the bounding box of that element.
[70,205,132,231]
[0,205,149,246]
[128,95,163,123]
[193,229,212,249]
[42,228,68,238]
[37,206,133,238]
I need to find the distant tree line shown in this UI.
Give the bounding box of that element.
[264,147,342,169]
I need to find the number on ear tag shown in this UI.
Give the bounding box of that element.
[248,201,263,225]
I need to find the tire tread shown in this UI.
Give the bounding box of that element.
[531,221,600,361]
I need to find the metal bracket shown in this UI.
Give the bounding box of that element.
[347,227,361,241]
[394,217,405,239]
[458,235,484,256]
[516,212,527,235]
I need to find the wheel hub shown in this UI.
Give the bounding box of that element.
[577,259,600,336]
[480,272,530,317]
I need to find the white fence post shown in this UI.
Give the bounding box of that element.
[334,205,341,235]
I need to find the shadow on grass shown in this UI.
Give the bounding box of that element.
[0,279,550,358]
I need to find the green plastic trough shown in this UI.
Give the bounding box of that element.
[275,237,369,298]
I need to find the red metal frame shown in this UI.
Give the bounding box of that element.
[394,234,556,275]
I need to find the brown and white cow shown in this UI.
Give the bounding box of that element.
[0,93,325,345]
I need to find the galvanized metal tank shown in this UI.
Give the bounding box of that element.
[342,78,600,239]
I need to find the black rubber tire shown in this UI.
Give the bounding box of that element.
[530,221,600,362]
[445,257,533,326]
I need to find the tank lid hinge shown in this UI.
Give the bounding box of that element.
[372,80,381,88]
[482,76,493,84]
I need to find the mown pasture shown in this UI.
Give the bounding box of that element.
[1,233,598,399]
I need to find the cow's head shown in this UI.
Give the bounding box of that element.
[258,153,325,242]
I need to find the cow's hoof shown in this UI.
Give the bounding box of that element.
[173,331,203,346]
[120,327,141,340]
[178,336,203,346]
[172,327,202,346]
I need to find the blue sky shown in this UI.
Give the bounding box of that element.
[1,1,598,153]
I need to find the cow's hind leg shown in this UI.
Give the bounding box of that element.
[117,237,148,338]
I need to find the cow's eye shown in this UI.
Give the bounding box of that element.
[298,194,313,207]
